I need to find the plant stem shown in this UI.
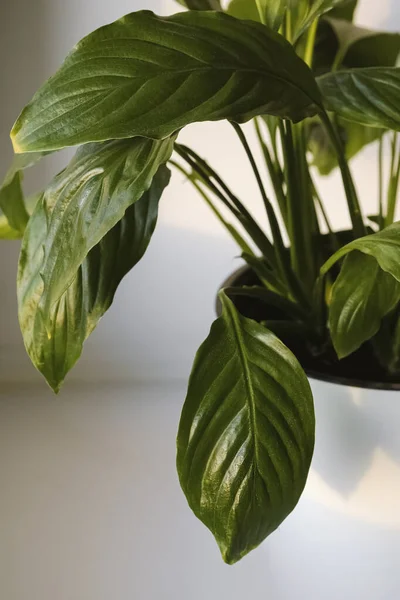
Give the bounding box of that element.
[254,119,287,226]
[386,132,400,226]
[378,135,384,229]
[285,9,293,43]
[255,0,266,25]
[169,160,254,255]
[174,143,277,263]
[230,122,310,310]
[278,120,315,287]
[320,112,366,238]
[304,18,319,68]
[229,123,287,266]
[310,173,339,251]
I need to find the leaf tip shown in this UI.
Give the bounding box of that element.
[10,130,23,155]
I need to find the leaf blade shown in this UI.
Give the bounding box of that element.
[329,251,400,358]
[11,10,322,153]
[18,165,170,391]
[31,136,174,319]
[318,67,400,130]
[177,291,315,564]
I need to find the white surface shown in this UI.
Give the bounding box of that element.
[1,1,400,599]
[1,381,400,600]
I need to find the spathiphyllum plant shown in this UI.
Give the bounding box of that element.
[2,0,400,564]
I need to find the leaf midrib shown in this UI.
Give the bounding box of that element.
[224,300,260,478]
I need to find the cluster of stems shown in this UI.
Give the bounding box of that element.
[170,16,400,328]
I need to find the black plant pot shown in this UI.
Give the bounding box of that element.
[217,265,400,392]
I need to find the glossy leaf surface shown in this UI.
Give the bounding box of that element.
[177,291,315,564]
[18,164,170,391]
[329,251,400,358]
[11,11,322,153]
[321,222,400,281]
[318,67,400,130]
[24,136,173,321]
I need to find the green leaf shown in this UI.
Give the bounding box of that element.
[318,67,400,130]
[321,221,400,279]
[0,171,29,233]
[11,10,323,153]
[0,151,48,237]
[18,164,170,391]
[314,18,400,74]
[0,211,21,239]
[176,0,222,8]
[255,0,288,31]
[177,291,315,564]
[307,117,382,175]
[329,251,400,358]
[21,136,174,331]
[226,0,261,22]
[328,0,358,21]
[289,0,351,42]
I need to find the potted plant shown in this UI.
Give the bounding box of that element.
[1,0,399,565]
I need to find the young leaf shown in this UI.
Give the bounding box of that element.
[318,67,400,130]
[24,136,174,320]
[321,221,400,280]
[177,291,315,564]
[11,10,323,153]
[328,0,358,21]
[0,151,49,236]
[0,211,21,239]
[0,171,29,234]
[289,0,352,42]
[255,0,288,31]
[329,251,400,358]
[176,0,222,8]
[18,165,170,392]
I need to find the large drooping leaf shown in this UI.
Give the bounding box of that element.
[177,291,315,564]
[18,165,170,392]
[176,0,222,8]
[11,10,323,153]
[329,251,400,358]
[307,117,382,175]
[22,136,174,323]
[314,18,400,74]
[321,222,400,280]
[318,68,400,130]
[288,0,351,42]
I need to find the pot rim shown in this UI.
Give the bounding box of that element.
[217,264,400,392]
